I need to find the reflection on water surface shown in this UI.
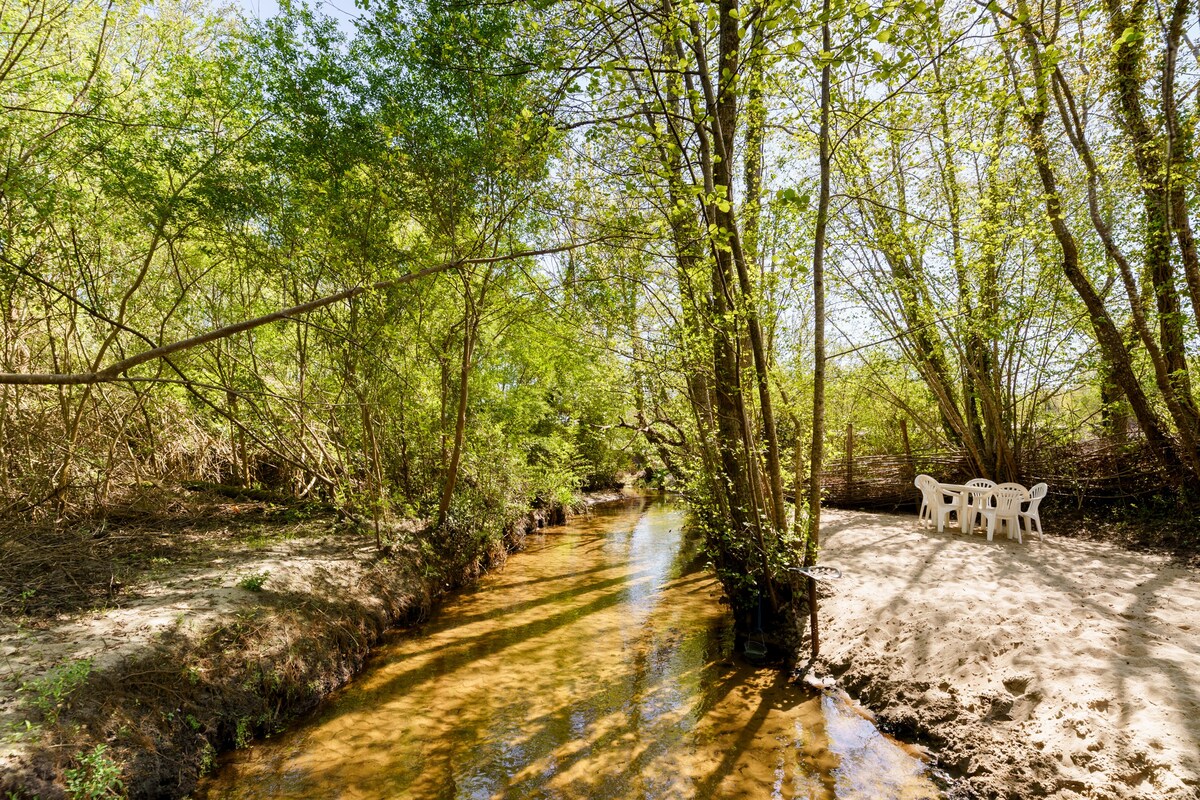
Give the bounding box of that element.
[201,498,941,800]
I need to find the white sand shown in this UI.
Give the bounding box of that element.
[816,509,1200,799]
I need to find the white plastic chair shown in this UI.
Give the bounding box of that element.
[963,478,996,532]
[980,483,1030,542]
[1019,483,1047,540]
[915,474,933,527]
[915,474,958,533]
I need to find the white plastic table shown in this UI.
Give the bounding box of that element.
[935,482,993,534]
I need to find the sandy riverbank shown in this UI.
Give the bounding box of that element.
[815,508,1200,800]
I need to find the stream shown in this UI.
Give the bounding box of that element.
[200,497,942,799]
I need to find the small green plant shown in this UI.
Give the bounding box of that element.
[234,717,252,748]
[19,659,92,726]
[198,740,216,775]
[16,587,36,615]
[64,744,123,799]
[236,571,270,592]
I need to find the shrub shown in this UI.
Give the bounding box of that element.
[64,744,123,799]
[19,658,92,726]
[237,571,270,592]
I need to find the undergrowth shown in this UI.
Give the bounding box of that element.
[1051,496,1200,567]
[63,745,123,799]
[19,659,92,727]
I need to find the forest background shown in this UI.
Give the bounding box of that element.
[2,0,1198,638]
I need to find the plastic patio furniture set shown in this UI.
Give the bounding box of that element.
[914,475,1046,543]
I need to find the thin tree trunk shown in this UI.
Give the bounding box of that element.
[1102,0,1197,413]
[437,309,475,528]
[1162,0,1200,315]
[806,0,832,659]
[1050,68,1200,457]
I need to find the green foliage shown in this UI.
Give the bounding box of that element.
[64,745,123,800]
[234,718,253,749]
[198,740,217,775]
[20,659,92,726]
[1111,25,1144,53]
[0,0,633,532]
[237,571,271,592]
[15,588,36,616]
[3,0,1196,664]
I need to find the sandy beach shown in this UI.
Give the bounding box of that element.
[816,508,1200,799]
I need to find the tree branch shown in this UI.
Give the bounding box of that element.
[0,239,613,386]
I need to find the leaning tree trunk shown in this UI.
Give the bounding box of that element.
[1001,10,1195,488]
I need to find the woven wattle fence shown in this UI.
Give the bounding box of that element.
[821,436,1173,510]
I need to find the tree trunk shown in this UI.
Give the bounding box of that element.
[806,0,832,659]
[1003,15,1190,485]
[437,309,475,528]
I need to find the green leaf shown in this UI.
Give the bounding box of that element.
[776,188,810,211]
[1111,25,1144,52]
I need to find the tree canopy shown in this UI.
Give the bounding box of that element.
[1,0,1198,639]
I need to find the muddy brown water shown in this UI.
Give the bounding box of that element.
[200,498,943,799]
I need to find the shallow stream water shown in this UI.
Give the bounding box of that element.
[200,498,942,799]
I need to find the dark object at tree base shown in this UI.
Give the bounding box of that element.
[743,639,769,662]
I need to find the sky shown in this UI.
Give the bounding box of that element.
[233,0,281,18]
[232,0,361,33]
